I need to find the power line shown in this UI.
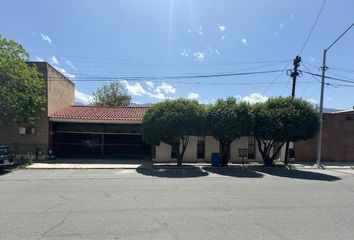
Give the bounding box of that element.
[40,69,283,81]
[261,61,292,94]
[299,0,327,54]
[302,70,354,84]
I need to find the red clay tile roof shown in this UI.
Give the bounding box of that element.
[49,105,149,121]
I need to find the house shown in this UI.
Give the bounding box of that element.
[1,61,292,163]
[48,105,151,159]
[0,62,74,158]
[294,107,354,162]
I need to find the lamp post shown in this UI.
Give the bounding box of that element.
[316,23,354,166]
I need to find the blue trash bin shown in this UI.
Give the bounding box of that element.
[211,153,220,167]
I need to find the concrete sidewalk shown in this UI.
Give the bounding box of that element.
[26,163,148,169]
[24,161,354,170]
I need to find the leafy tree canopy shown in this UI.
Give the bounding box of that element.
[252,97,320,166]
[207,97,252,166]
[0,34,46,126]
[142,99,206,166]
[92,82,131,106]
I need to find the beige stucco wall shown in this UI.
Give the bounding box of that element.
[230,137,249,163]
[153,136,289,164]
[154,136,199,163]
[205,136,219,162]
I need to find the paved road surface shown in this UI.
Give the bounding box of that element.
[1,167,354,240]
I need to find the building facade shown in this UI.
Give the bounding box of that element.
[0,62,75,157]
[294,108,354,162]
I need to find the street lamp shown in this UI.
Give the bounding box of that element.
[316,23,354,167]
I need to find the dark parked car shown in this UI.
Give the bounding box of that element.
[0,145,15,170]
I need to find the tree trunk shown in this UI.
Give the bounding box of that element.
[219,141,231,167]
[177,155,182,166]
[257,138,274,167]
[175,137,189,167]
[263,155,274,167]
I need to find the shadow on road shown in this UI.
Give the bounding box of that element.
[256,168,341,181]
[0,169,12,176]
[203,167,264,178]
[136,165,209,178]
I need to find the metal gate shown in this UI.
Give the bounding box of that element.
[53,132,151,159]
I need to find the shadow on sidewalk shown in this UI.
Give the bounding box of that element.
[203,167,264,178]
[256,168,341,181]
[136,165,209,178]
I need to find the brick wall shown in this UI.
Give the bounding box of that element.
[0,62,75,156]
[294,111,354,162]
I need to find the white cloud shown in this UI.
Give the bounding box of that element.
[187,92,199,100]
[242,93,268,104]
[290,13,295,19]
[193,51,206,63]
[279,21,286,30]
[309,57,316,62]
[120,80,147,96]
[49,56,59,65]
[35,56,44,62]
[307,99,318,106]
[54,66,76,79]
[62,57,77,70]
[221,35,225,41]
[120,80,176,101]
[40,34,52,44]
[155,82,176,95]
[147,91,166,100]
[75,90,93,105]
[196,26,204,36]
[145,81,154,89]
[180,49,190,57]
[215,49,220,55]
[218,25,226,32]
[241,38,247,45]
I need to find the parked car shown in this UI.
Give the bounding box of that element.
[0,145,15,170]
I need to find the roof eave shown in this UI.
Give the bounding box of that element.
[49,118,142,124]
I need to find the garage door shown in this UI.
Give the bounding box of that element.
[53,132,151,159]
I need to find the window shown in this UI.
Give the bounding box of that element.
[197,136,205,159]
[19,127,35,135]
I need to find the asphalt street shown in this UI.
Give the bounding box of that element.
[1,167,354,240]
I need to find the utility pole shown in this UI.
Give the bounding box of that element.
[284,55,301,165]
[316,23,354,166]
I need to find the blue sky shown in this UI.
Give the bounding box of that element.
[1,0,354,109]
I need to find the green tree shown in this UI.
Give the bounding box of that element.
[252,97,320,166]
[0,35,46,126]
[207,97,252,166]
[92,82,131,106]
[142,99,206,166]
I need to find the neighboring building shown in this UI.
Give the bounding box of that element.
[294,108,354,162]
[0,62,75,157]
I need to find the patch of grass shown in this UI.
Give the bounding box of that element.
[17,163,30,169]
[271,162,296,169]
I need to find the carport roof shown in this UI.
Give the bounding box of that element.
[49,105,149,122]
